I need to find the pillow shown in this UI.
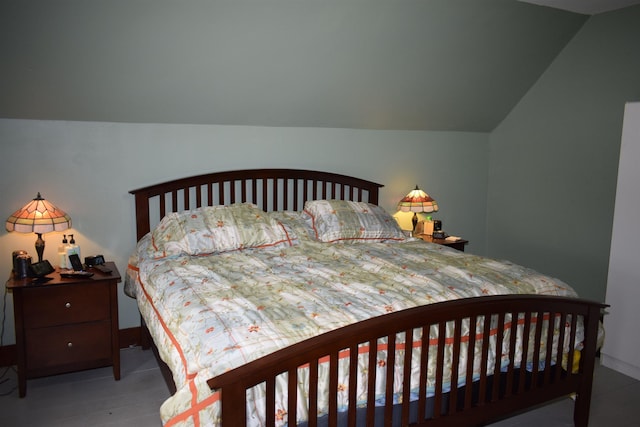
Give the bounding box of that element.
[302,200,406,243]
[146,203,295,258]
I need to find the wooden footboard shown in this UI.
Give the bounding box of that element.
[208,295,606,427]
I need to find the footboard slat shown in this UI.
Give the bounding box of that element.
[531,311,544,385]
[328,351,338,427]
[288,367,297,426]
[402,329,413,425]
[505,310,518,397]
[464,316,477,410]
[348,343,358,426]
[491,313,506,403]
[385,333,397,426]
[478,314,492,405]
[519,311,532,394]
[449,318,461,416]
[554,312,568,380]
[308,359,318,427]
[265,377,275,426]
[543,313,556,385]
[567,314,579,375]
[208,295,606,427]
[418,325,429,420]
[433,321,446,418]
[366,338,377,424]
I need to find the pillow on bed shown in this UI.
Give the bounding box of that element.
[147,203,295,258]
[302,199,406,243]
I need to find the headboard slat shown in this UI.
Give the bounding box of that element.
[171,190,178,212]
[207,183,213,208]
[219,182,225,206]
[293,179,299,211]
[229,181,235,205]
[283,179,289,211]
[159,194,166,219]
[183,188,190,210]
[130,169,383,241]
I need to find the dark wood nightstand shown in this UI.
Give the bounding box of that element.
[6,262,121,397]
[417,235,469,252]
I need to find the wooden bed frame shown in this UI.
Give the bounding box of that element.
[129,168,606,427]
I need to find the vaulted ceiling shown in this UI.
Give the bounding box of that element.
[519,0,640,14]
[0,0,620,132]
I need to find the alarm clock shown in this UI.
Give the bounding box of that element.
[85,254,105,266]
[432,230,447,239]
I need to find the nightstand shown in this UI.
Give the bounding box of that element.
[418,235,469,252]
[6,262,121,397]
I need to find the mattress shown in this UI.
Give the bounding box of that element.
[125,206,583,426]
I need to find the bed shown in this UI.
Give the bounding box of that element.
[126,168,606,427]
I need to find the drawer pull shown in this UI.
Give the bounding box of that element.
[67,342,73,348]
[65,302,71,309]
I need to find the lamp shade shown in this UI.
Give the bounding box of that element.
[6,193,71,234]
[397,185,438,213]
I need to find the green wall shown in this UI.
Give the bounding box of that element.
[487,6,640,302]
[0,121,488,344]
[2,2,638,344]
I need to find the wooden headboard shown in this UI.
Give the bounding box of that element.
[129,168,383,241]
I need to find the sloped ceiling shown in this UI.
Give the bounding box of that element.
[0,0,589,131]
[520,0,640,15]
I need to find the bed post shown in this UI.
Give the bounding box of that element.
[573,303,603,427]
[134,192,151,241]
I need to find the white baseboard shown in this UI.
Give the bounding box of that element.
[601,353,640,381]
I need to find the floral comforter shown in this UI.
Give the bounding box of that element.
[126,212,580,427]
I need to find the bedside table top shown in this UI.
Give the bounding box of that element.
[418,235,468,245]
[6,262,121,289]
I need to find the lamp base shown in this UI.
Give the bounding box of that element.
[35,233,45,263]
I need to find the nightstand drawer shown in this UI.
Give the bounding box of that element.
[22,283,110,329]
[25,321,112,372]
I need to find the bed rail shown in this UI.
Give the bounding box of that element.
[208,295,606,427]
[129,168,383,240]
